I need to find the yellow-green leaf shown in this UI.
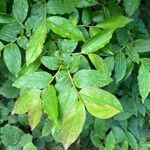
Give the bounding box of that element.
[60,100,86,150]
[19,59,41,76]
[12,89,42,129]
[105,131,116,150]
[26,23,47,66]
[121,141,128,150]
[12,89,41,114]
[28,98,42,130]
[58,88,77,120]
[79,87,123,119]
[46,16,84,41]
[89,54,109,75]
[81,30,114,54]
[41,85,58,121]
[96,15,132,29]
[138,63,150,103]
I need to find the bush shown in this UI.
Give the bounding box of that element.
[0,0,150,149]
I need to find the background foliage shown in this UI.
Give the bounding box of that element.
[0,0,150,150]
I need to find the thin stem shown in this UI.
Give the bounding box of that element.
[67,70,83,101]
[4,36,22,48]
[114,43,130,54]
[49,66,62,84]
[71,52,82,55]
[78,25,95,28]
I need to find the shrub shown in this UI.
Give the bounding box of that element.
[0,0,150,150]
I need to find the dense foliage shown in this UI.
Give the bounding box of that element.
[0,0,150,149]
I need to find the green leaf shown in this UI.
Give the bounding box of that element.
[12,0,28,22]
[81,30,114,54]
[124,58,134,80]
[140,58,150,71]
[0,0,6,13]
[112,126,126,143]
[96,15,132,29]
[28,97,42,130]
[126,131,138,150]
[115,51,127,82]
[58,39,78,53]
[12,89,41,114]
[23,142,37,150]
[25,16,44,30]
[126,46,139,64]
[89,27,101,37]
[82,8,92,25]
[0,125,24,146]
[60,100,86,150]
[116,28,129,46]
[138,63,150,103]
[41,56,60,70]
[132,39,150,53]
[13,71,52,89]
[104,56,115,75]
[68,55,81,73]
[17,35,28,49]
[6,145,22,150]
[105,131,116,150]
[4,43,21,76]
[41,85,58,121]
[19,59,41,76]
[73,69,112,88]
[121,141,128,150]
[47,0,79,15]
[42,120,51,137]
[55,71,71,93]
[79,87,123,119]
[26,23,47,66]
[58,87,77,119]
[12,89,42,129]
[0,80,19,98]
[79,55,90,69]
[0,14,14,24]
[89,54,109,75]
[77,0,98,8]
[46,16,84,41]
[0,103,9,124]
[20,134,33,147]
[0,21,22,42]
[124,0,140,16]
[0,41,4,51]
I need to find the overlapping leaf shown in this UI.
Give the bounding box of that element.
[46,16,84,41]
[26,23,47,66]
[96,15,132,29]
[73,69,112,88]
[12,0,28,22]
[60,100,86,150]
[13,71,52,89]
[81,30,114,54]
[79,87,123,119]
